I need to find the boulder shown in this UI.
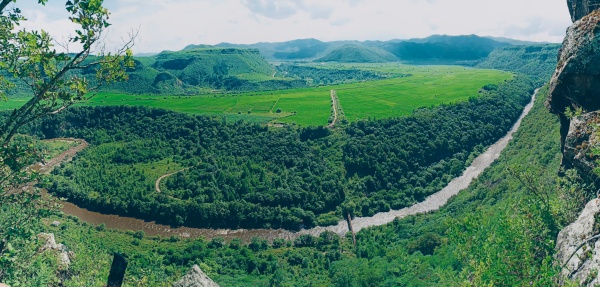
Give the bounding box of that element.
[173,265,219,287]
[547,10,600,159]
[556,199,600,286]
[568,0,600,22]
[38,233,73,268]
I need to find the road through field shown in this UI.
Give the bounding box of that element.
[43,89,537,242]
[327,90,338,128]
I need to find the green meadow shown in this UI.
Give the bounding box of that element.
[1,64,512,126]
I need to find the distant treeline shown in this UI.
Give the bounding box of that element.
[28,76,534,230]
[276,64,386,85]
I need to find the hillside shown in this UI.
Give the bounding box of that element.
[476,44,561,85]
[383,34,511,64]
[315,45,397,63]
[104,47,294,94]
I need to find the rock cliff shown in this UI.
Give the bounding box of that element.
[568,0,600,22]
[556,199,600,285]
[553,1,600,286]
[547,3,600,170]
[563,111,600,176]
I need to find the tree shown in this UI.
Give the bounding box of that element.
[0,1,134,283]
[0,0,134,188]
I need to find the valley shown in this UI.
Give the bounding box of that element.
[38,88,537,244]
[0,6,573,284]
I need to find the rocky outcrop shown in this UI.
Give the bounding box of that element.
[547,9,600,167]
[568,0,600,22]
[564,111,600,176]
[37,233,73,268]
[173,265,219,287]
[556,199,600,286]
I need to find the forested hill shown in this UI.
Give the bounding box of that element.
[476,44,561,85]
[104,47,307,94]
[315,45,397,63]
[382,34,510,64]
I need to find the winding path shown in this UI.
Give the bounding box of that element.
[155,168,189,193]
[40,89,538,242]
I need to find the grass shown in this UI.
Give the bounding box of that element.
[1,98,30,110]
[1,64,513,126]
[40,139,79,160]
[82,142,184,187]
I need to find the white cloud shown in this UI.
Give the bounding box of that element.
[16,0,572,53]
[241,0,299,19]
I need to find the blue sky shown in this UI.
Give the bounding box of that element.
[13,0,572,53]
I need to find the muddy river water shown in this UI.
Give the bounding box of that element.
[54,90,538,242]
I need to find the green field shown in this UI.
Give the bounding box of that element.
[1,64,512,126]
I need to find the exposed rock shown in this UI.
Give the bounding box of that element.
[173,265,219,287]
[546,10,600,161]
[38,233,73,268]
[556,199,600,286]
[568,0,600,22]
[564,111,600,176]
[51,221,61,227]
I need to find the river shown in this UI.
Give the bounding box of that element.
[54,89,538,242]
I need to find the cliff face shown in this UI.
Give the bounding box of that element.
[547,4,600,170]
[568,0,600,22]
[552,1,600,285]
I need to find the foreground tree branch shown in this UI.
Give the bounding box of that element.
[0,0,135,186]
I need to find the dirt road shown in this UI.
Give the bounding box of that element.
[32,138,88,174]
[155,168,188,193]
[327,90,338,128]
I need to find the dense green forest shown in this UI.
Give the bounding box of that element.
[27,75,533,230]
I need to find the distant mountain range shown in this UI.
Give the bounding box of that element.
[181,34,557,64]
[5,35,559,97]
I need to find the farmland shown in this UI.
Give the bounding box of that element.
[2,64,512,126]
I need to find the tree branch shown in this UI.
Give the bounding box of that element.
[0,0,12,13]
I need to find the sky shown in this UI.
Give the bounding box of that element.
[13,0,573,54]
